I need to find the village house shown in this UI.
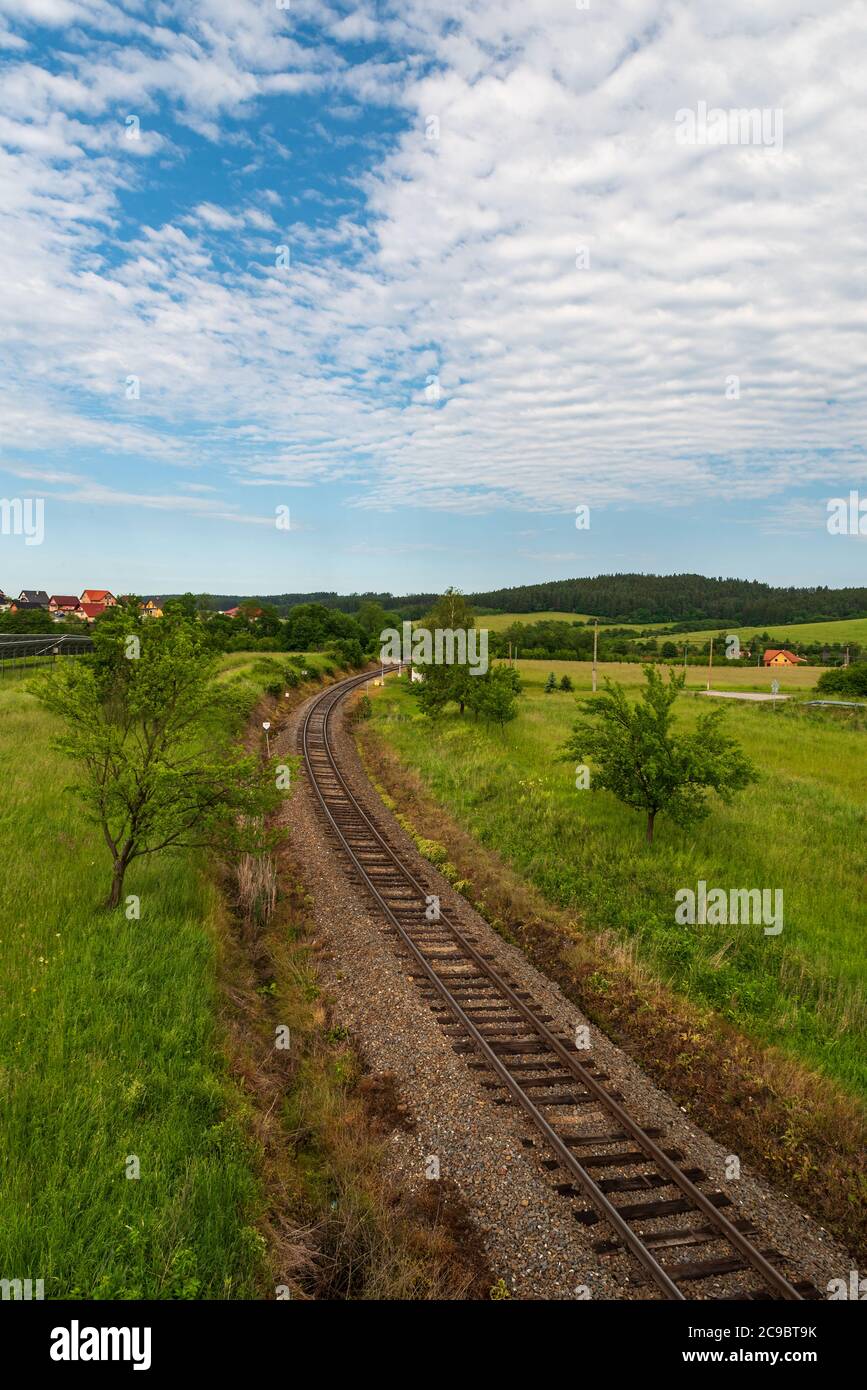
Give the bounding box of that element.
[763,649,807,667]
[80,589,116,606]
[141,598,164,618]
[9,599,48,615]
[49,595,82,618]
[17,589,49,607]
[78,602,107,622]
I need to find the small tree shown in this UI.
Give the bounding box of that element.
[467,663,521,728]
[544,672,557,693]
[412,587,478,716]
[562,667,757,844]
[559,674,574,692]
[32,611,279,907]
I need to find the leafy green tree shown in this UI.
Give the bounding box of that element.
[356,600,400,649]
[412,587,479,716]
[32,610,279,908]
[163,592,198,620]
[562,667,757,844]
[467,664,521,728]
[0,606,55,633]
[544,672,557,693]
[816,663,867,698]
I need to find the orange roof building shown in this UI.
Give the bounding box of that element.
[80,589,116,605]
[763,649,807,667]
[78,601,107,622]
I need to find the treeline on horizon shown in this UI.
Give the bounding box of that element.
[193,574,867,627]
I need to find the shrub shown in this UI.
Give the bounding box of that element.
[815,663,867,698]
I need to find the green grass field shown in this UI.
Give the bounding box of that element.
[475,612,867,647]
[666,617,867,648]
[368,675,867,1100]
[515,658,822,693]
[0,650,332,1298]
[478,611,594,631]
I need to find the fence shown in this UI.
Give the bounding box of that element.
[0,633,93,679]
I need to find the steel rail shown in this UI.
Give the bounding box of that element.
[301,671,803,1301]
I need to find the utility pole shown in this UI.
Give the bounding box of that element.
[683,642,688,671]
[592,619,598,693]
[707,638,713,692]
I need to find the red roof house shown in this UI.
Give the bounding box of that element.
[80,589,116,606]
[49,595,81,613]
[78,602,107,622]
[763,649,807,667]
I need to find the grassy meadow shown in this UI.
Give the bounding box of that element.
[478,611,595,630]
[0,650,330,1298]
[514,658,822,694]
[367,672,867,1101]
[475,611,867,647]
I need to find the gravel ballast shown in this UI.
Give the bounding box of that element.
[276,679,856,1301]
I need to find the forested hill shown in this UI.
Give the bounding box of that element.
[204,574,867,626]
[460,575,867,625]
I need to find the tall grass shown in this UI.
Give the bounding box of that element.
[369,679,867,1100]
[0,674,269,1298]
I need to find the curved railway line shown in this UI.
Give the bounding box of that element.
[300,669,820,1302]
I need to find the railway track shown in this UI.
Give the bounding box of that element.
[300,669,820,1302]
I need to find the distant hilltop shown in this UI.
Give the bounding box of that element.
[181,574,867,629]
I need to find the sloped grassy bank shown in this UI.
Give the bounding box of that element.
[355,681,867,1262]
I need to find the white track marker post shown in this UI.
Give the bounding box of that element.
[263,720,271,758]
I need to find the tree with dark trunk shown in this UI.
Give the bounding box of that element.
[32,607,278,908]
[561,667,757,844]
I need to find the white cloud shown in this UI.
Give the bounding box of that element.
[0,0,865,529]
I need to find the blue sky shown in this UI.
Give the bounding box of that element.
[0,0,865,598]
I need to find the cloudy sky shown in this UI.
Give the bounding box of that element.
[0,0,865,597]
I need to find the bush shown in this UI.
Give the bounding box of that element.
[815,663,867,698]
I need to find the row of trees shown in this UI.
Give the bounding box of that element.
[172,574,867,629]
[2,592,400,663]
[465,573,867,626]
[489,618,860,667]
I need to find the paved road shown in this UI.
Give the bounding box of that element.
[697,690,789,702]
